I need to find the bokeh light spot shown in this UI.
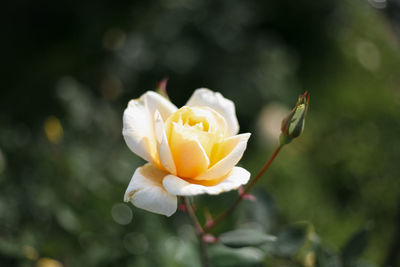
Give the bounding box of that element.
[163,236,183,252]
[44,116,63,144]
[257,103,290,146]
[356,40,381,72]
[36,257,63,267]
[22,245,38,260]
[56,207,80,232]
[111,203,133,225]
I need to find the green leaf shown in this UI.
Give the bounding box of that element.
[209,244,265,267]
[219,228,277,248]
[274,222,311,257]
[341,228,369,264]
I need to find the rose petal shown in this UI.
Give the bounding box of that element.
[196,133,251,180]
[186,88,239,135]
[124,163,177,216]
[163,167,250,196]
[123,91,177,163]
[169,122,210,178]
[154,111,177,175]
[145,91,178,120]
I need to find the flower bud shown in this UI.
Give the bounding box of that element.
[155,78,169,99]
[280,91,310,145]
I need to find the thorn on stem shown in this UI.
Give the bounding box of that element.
[202,234,218,243]
[238,186,256,201]
[178,203,187,212]
[241,194,257,202]
[205,220,214,229]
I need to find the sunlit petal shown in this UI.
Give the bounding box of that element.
[197,133,251,180]
[145,91,178,120]
[186,88,239,135]
[154,111,177,175]
[124,164,177,216]
[123,91,177,164]
[163,167,250,196]
[169,122,210,178]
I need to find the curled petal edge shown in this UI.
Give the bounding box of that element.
[163,166,251,196]
[186,88,239,135]
[197,133,251,180]
[124,164,177,217]
[122,91,178,165]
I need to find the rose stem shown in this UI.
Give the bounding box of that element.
[205,144,283,231]
[183,197,210,267]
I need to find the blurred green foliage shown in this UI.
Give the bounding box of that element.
[1,0,400,266]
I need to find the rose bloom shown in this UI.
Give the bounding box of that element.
[123,89,251,216]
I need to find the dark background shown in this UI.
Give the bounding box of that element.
[1,0,400,266]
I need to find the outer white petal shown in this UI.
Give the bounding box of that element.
[124,164,177,216]
[145,91,178,121]
[197,133,251,180]
[186,88,239,135]
[163,167,250,196]
[154,111,177,175]
[122,91,177,163]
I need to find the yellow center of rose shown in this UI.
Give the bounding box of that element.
[165,106,229,179]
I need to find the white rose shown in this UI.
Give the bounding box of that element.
[123,89,251,216]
